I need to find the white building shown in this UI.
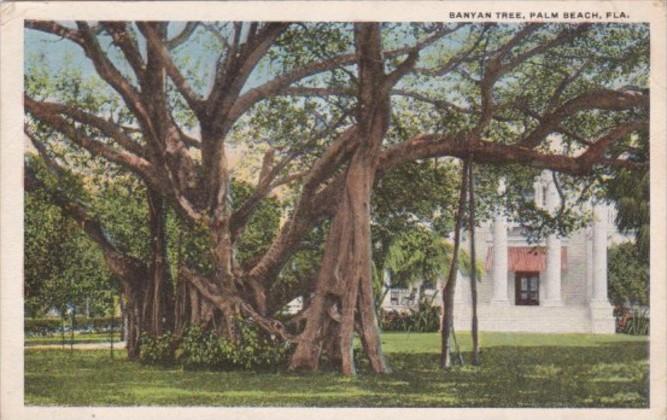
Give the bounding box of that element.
[382,171,619,334]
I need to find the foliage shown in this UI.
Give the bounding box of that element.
[26,332,648,407]
[178,322,292,370]
[166,180,282,278]
[139,332,176,365]
[380,302,441,333]
[608,241,649,308]
[383,225,484,290]
[268,222,327,313]
[605,130,650,261]
[24,158,115,318]
[232,182,282,267]
[139,321,292,370]
[92,174,151,261]
[25,316,120,336]
[616,308,649,336]
[371,160,458,274]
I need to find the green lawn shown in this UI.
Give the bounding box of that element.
[24,332,649,407]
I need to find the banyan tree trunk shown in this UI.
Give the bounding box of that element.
[288,23,391,375]
[287,146,388,374]
[123,284,143,359]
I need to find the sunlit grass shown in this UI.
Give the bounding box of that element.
[25,332,648,407]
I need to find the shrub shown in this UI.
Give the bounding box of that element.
[616,308,649,336]
[24,318,62,335]
[178,325,229,369]
[141,319,292,370]
[25,316,120,336]
[381,301,440,332]
[139,332,175,365]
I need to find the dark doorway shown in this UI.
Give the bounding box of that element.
[515,272,540,305]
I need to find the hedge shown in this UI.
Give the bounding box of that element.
[25,316,121,336]
[380,303,440,332]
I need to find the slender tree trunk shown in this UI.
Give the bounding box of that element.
[120,295,127,342]
[441,160,469,369]
[61,307,66,350]
[173,228,187,337]
[70,303,75,351]
[174,275,188,336]
[110,291,115,359]
[468,161,480,365]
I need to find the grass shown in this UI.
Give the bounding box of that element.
[25,332,121,346]
[24,332,649,407]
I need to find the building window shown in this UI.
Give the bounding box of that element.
[515,272,540,305]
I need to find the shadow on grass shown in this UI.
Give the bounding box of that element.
[357,341,649,407]
[25,340,648,407]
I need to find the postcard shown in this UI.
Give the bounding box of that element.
[1,1,665,419]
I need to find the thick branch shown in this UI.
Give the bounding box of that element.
[25,96,154,177]
[478,23,590,131]
[208,22,290,124]
[180,267,296,341]
[101,22,146,84]
[75,21,155,138]
[25,95,147,157]
[383,50,419,93]
[578,120,648,165]
[246,128,357,284]
[381,131,646,176]
[519,89,649,148]
[25,20,83,43]
[229,24,457,123]
[165,22,200,50]
[138,22,206,115]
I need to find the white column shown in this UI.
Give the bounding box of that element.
[491,213,509,304]
[591,204,609,303]
[454,270,467,304]
[543,174,563,306]
[491,179,509,304]
[589,203,615,333]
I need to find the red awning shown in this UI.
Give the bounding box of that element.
[485,246,567,272]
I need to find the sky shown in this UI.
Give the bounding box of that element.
[24,22,277,96]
